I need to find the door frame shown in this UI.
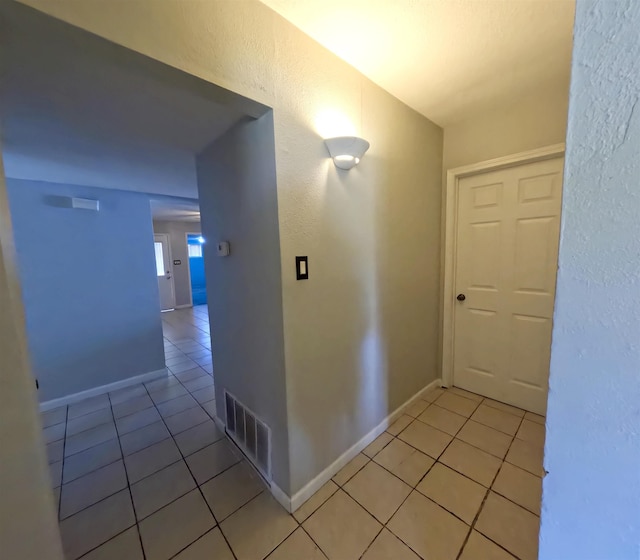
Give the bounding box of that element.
[154,233,176,311]
[185,231,204,307]
[441,143,565,388]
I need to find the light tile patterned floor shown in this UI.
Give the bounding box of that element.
[42,306,545,560]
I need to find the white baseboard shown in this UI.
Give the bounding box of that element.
[39,368,169,412]
[212,409,293,511]
[212,414,225,433]
[271,482,293,512]
[174,304,193,310]
[275,378,442,513]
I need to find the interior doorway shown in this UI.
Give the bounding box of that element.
[187,234,207,306]
[154,233,175,311]
[442,145,565,414]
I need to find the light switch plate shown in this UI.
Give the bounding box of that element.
[296,256,308,280]
[217,241,230,257]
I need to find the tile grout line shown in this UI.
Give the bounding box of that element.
[140,377,240,560]
[58,368,216,556]
[57,405,70,521]
[454,403,530,560]
[398,391,530,559]
[312,388,472,560]
[298,525,330,560]
[60,391,195,476]
[69,391,532,559]
[326,388,537,560]
[168,341,310,560]
[69,314,213,559]
[107,388,148,560]
[375,391,482,559]
[63,422,238,538]
[65,417,141,558]
[418,393,531,559]
[55,311,540,560]
[338,389,461,558]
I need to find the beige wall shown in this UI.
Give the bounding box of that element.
[0,152,63,558]
[443,85,569,170]
[197,115,290,491]
[18,0,444,495]
[153,220,202,308]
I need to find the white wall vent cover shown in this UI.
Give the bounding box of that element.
[224,390,271,480]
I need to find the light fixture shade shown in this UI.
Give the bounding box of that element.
[324,136,370,170]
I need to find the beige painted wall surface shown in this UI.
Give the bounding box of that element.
[196,115,290,491]
[153,220,202,308]
[443,85,569,171]
[20,0,443,494]
[0,152,64,559]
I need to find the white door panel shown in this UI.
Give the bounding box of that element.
[453,158,563,414]
[154,233,175,311]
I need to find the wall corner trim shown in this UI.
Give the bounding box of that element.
[212,413,225,433]
[39,368,169,412]
[273,378,443,513]
[271,482,293,512]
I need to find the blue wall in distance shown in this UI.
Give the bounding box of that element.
[187,235,207,305]
[7,179,165,402]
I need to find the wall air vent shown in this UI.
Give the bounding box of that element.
[224,390,271,480]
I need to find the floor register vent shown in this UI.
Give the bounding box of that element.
[224,390,271,480]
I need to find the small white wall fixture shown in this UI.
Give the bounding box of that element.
[324,136,370,170]
[70,197,99,211]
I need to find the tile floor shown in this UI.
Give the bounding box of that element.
[42,306,546,560]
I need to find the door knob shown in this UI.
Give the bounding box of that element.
[457,293,466,302]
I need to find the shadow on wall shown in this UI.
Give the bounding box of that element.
[283,83,443,494]
[197,102,442,496]
[365,85,443,415]
[197,112,383,495]
[283,132,388,493]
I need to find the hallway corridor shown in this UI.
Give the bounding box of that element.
[42,306,545,559]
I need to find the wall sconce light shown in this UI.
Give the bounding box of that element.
[324,136,370,170]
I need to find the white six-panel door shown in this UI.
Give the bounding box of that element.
[453,157,564,414]
[154,233,175,311]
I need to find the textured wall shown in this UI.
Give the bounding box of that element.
[196,115,290,492]
[3,137,199,199]
[19,0,443,494]
[540,1,640,557]
[442,84,569,171]
[153,220,202,308]
[0,158,64,560]
[8,179,165,401]
[439,56,570,381]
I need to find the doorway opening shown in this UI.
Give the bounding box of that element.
[151,198,203,312]
[187,234,208,306]
[442,144,565,415]
[2,4,281,557]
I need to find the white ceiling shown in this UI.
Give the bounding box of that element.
[261,0,575,126]
[151,198,201,223]
[0,3,251,198]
